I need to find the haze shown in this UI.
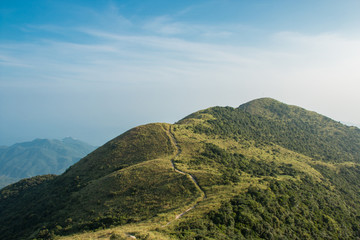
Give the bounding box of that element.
[1,0,360,146]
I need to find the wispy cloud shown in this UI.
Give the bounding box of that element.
[2,24,360,92]
[2,11,360,137]
[2,1,360,146]
[0,54,33,68]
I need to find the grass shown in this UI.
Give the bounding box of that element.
[2,98,360,239]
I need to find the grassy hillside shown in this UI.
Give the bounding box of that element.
[165,119,360,239]
[179,98,360,163]
[1,98,360,240]
[0,123,201,239]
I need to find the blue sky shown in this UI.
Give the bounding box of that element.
[1,0,360,146]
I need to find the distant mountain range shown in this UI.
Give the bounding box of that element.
[342,121,360,128]
[0,137,96,189]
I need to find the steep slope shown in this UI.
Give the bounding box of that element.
[168,98,360,239]
[0,123,200,239]
[238,98,360,162]
[180,98,360,163]
[0,137,96,188]
[1,99,360,240]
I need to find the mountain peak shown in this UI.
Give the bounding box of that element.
[238,97,321,122]
[62,136,75,140]
[238,97,290,115]
[1,99,360,240]
[239,97,280,107]
[61,137,79,143]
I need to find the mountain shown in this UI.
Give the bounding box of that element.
[0,137,96,189]
[1,98,360,240]
[342,121,360,128]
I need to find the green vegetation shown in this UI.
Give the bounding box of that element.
[175,175,360,239]
[0,123,196,239]
[1,98,360,240]
[0,174,56,200]
[172,147,360,239]
[180,98,360,163]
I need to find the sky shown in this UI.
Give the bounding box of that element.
[1,0,360,146]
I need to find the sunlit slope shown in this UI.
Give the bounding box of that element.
[60,123,175,183]
[0,123,200,239]
[59,99,360,240]
[169,98,360,239]
[180,97,360,163]
[1,98,360,240]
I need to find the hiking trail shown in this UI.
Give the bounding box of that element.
[165,126,206,225]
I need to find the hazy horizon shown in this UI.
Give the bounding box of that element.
[1,0,360,146]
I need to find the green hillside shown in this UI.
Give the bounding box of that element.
[0,137,96,189]
[1,98,360,240]
[180,98,360,163]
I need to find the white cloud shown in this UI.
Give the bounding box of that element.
[142,16,186,35]
[2,20,360,138]
[3,26,360,89]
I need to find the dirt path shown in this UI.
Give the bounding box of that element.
[165,127,206,225]
[125,233,136,239]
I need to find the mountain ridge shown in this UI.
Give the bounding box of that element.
[1,98,360,240]
[182,98,360,163]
